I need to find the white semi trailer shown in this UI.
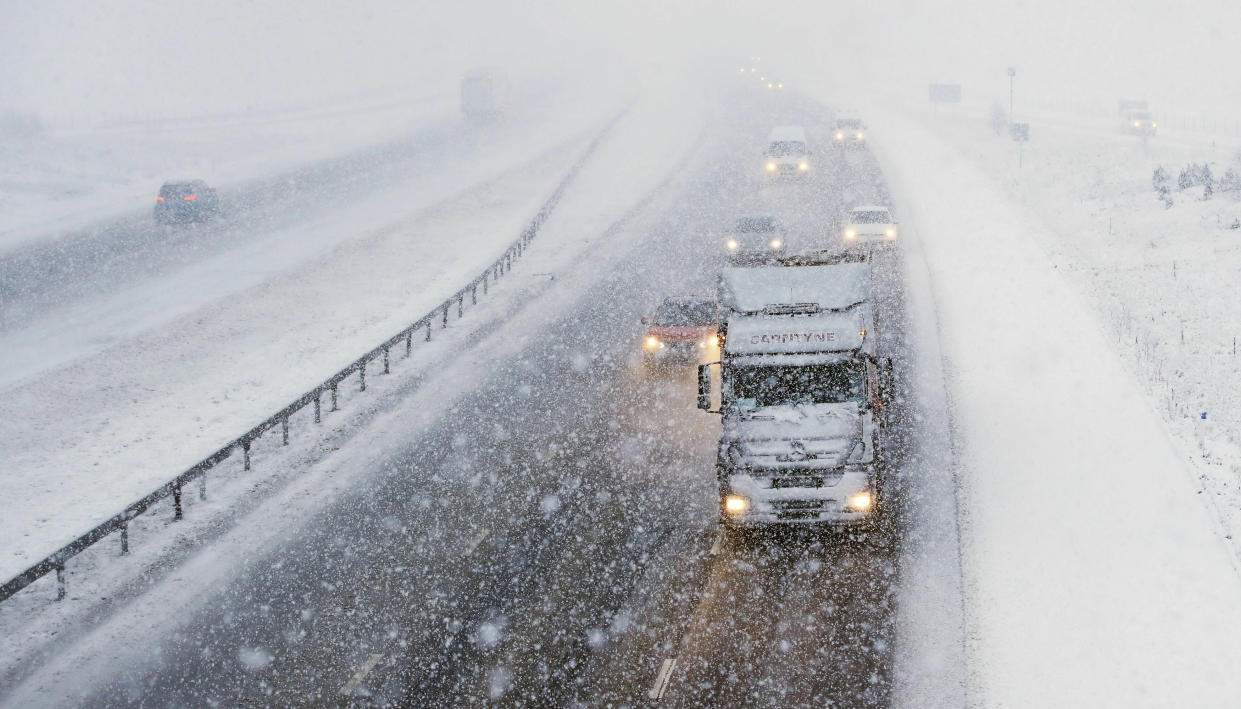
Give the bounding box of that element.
[461,68,511,117]
[697,260,891,527]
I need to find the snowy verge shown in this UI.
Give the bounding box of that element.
[0,133,598,585]
[0,84,706,708]
[871,111,1241,707]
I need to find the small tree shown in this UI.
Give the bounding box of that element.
[1152,166,1170,192]
[1178,165,1195,190]
[1219,168,1241,197]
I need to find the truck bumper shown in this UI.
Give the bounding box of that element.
[720,471,875,526]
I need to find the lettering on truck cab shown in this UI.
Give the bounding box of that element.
[749,331,837,346]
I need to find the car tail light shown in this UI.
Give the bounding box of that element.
[183,194,197,201]
[155,196,165,202]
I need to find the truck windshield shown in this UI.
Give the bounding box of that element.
[767,141,806,157]
[728,362,864,407]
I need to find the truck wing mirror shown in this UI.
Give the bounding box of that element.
[640,316,648,325]
[878,356,894,403]
[697,364,712,411]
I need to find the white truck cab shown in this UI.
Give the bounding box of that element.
[699,261,891,527]
[764,126,810,178]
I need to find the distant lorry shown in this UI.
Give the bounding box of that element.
[1117,99,1156,135]
[697,259,892,528]
[461,69,511,117]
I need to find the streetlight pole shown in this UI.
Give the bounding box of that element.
[1007,67,1016,119]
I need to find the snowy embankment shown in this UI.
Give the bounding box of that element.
[0,84,705,707]
[907,105,1241,549]
[0,96,626,587]
[0,91,457,251]
[871,113,1241,705]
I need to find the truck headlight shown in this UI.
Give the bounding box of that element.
[885,228,896,238]
[845,229,856,239]
[835,131,844,140]
[708,333,719,347]
[847,491,873,512]
[644,335,662,350]
[769,238,782,249]
[1134,121,1141,128]
[726,238,739,251]
[1152,122,1157,128]
[798,161,809,171]
[724,495,750,514]
[766,162,777,172]
[856,132,864,140]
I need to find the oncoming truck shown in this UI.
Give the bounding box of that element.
[461,68,511,117]
[697,260,891,528]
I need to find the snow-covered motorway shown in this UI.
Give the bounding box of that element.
[0,88,964,706]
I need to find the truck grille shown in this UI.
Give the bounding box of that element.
[771,499,830,520]
[771,475,825,489]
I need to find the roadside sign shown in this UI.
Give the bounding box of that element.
[1009,122,1029,142]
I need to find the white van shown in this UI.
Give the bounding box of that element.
[764,126,809,178]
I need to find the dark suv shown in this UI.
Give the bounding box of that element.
[155,180,220,224]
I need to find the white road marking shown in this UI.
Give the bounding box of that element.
[339,652,384,696]
[648,657,678,700]
[463,528,490,557]
[709,530,723,556]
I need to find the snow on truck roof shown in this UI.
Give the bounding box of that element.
[718,263,870,314]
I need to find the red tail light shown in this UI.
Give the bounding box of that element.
[155,196,165,202]
[183,194,197,201]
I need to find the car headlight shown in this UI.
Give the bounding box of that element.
[766,162,777,172]
[1152,122,1157,128]
[846,491,873,512]
[644,335,662,350]
[724,495,750,514]
[726,238,739,251]
[845,229,856,239]
[856,132,864,140]
[708,334,719,347]
[769,238,782,249]
[1134,121,1141,127]
[798,161,809,171]
[885,228,896,238]
[835,132,844,140]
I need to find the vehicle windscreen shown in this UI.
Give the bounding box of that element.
[767,141,806,157]
[159,184,194,198]
[851,210,890,224]
[836,119,863,129]
[656,300,716,326]
[728,361,864,407]
[733,216,778,232]
[1130,112,1152,120]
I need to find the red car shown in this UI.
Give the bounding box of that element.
[641,296,719,364]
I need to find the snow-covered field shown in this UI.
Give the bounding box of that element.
[0,91,457,251]
[860,101,1241,705]
[0,83,705,706]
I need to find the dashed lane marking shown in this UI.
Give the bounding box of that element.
[648,657,678,700]
[339,652,384,696]
[708,530,724,556]
[463,528,490,557]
